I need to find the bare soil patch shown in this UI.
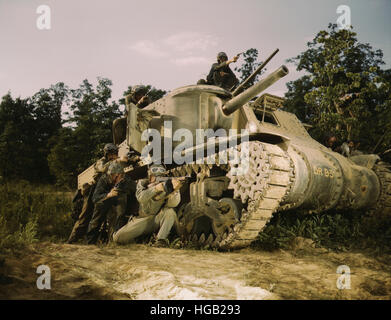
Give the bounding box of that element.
[1,241,390,300]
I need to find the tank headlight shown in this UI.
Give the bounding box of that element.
[248,121,258,133]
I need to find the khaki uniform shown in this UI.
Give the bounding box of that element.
[67,157,112,243]
[113,179,180,244]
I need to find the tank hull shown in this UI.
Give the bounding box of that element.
[76,64,390,250]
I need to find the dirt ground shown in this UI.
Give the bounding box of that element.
[1,239,390,300]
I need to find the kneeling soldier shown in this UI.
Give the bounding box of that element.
[113,164,183,247]
[86,161,136,244]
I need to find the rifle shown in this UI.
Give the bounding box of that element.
[150,176,191,202]
[155,176,190,184]
[101,174,137,204]
[114,175,136,193]
[136,88,152,108]
[150,176,191,194]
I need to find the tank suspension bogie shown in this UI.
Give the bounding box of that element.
[173,140,294,249]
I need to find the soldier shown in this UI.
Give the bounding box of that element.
[67,143,119,244]
[339,140,354,157]
[112,85,150,145]
[339,140,363,157]
[324,134,338,151]
[70,188,84,222]
[113,164,183,247]
[206,52,239,90]
[86,161,137,245]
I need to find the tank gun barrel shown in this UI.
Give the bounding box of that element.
[232,48,280,96]
[222,65,289,115]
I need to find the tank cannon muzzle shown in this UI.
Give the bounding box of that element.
[222,65,289,115]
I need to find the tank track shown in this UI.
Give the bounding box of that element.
[371,161,391,218]
[170,141,294,250]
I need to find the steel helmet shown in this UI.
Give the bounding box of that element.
[131,85,148,95]
[217,52,228,61]
[103,143,118,156]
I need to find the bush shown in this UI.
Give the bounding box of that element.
[0,181,73,251]
[0,215,38,250]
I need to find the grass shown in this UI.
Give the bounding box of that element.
[254,208,391,253]
[1,180,390,255]
[0,181,73,252]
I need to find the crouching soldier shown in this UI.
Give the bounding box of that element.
[206,52,239,90]
[86,161,136,244]
[67,143,119,244]
[113,164,183,247]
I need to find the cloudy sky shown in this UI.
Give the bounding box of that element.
[0,0,390,103]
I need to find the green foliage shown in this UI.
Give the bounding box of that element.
[285,24,391,152]
[0,83,68,183]
[0,182,73,252]
[255,209,391,253]
[0,78,168,187]
[48,78,121,187]
[48,80,168,187]
[0,216,38,251]
[234,48,263,86]
[0,94,34,180]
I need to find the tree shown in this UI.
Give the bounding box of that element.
[0,93,34,180]
[234,48,263,87]
[285,23,391,153]
[285,75,314,122]
[0,83,68,182]
[29,83,69,181]
[48,80,168,187]
[48,78,121,186]
[47,127,80,186]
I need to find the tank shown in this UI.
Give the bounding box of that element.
[79,64,391,250]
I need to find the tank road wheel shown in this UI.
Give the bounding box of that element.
[176,203,211,245]
[176,203,189,239]
[176,203,196,239]
[173,141,293,250]
[211,198,242,236]
[219,141,294,250]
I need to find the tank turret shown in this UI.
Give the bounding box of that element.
[126,65,289,157]
[222,65,288,115]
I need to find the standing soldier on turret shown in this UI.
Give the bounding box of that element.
[112,85,150,145]
[206,52,240,90]
[67,143,119,244]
